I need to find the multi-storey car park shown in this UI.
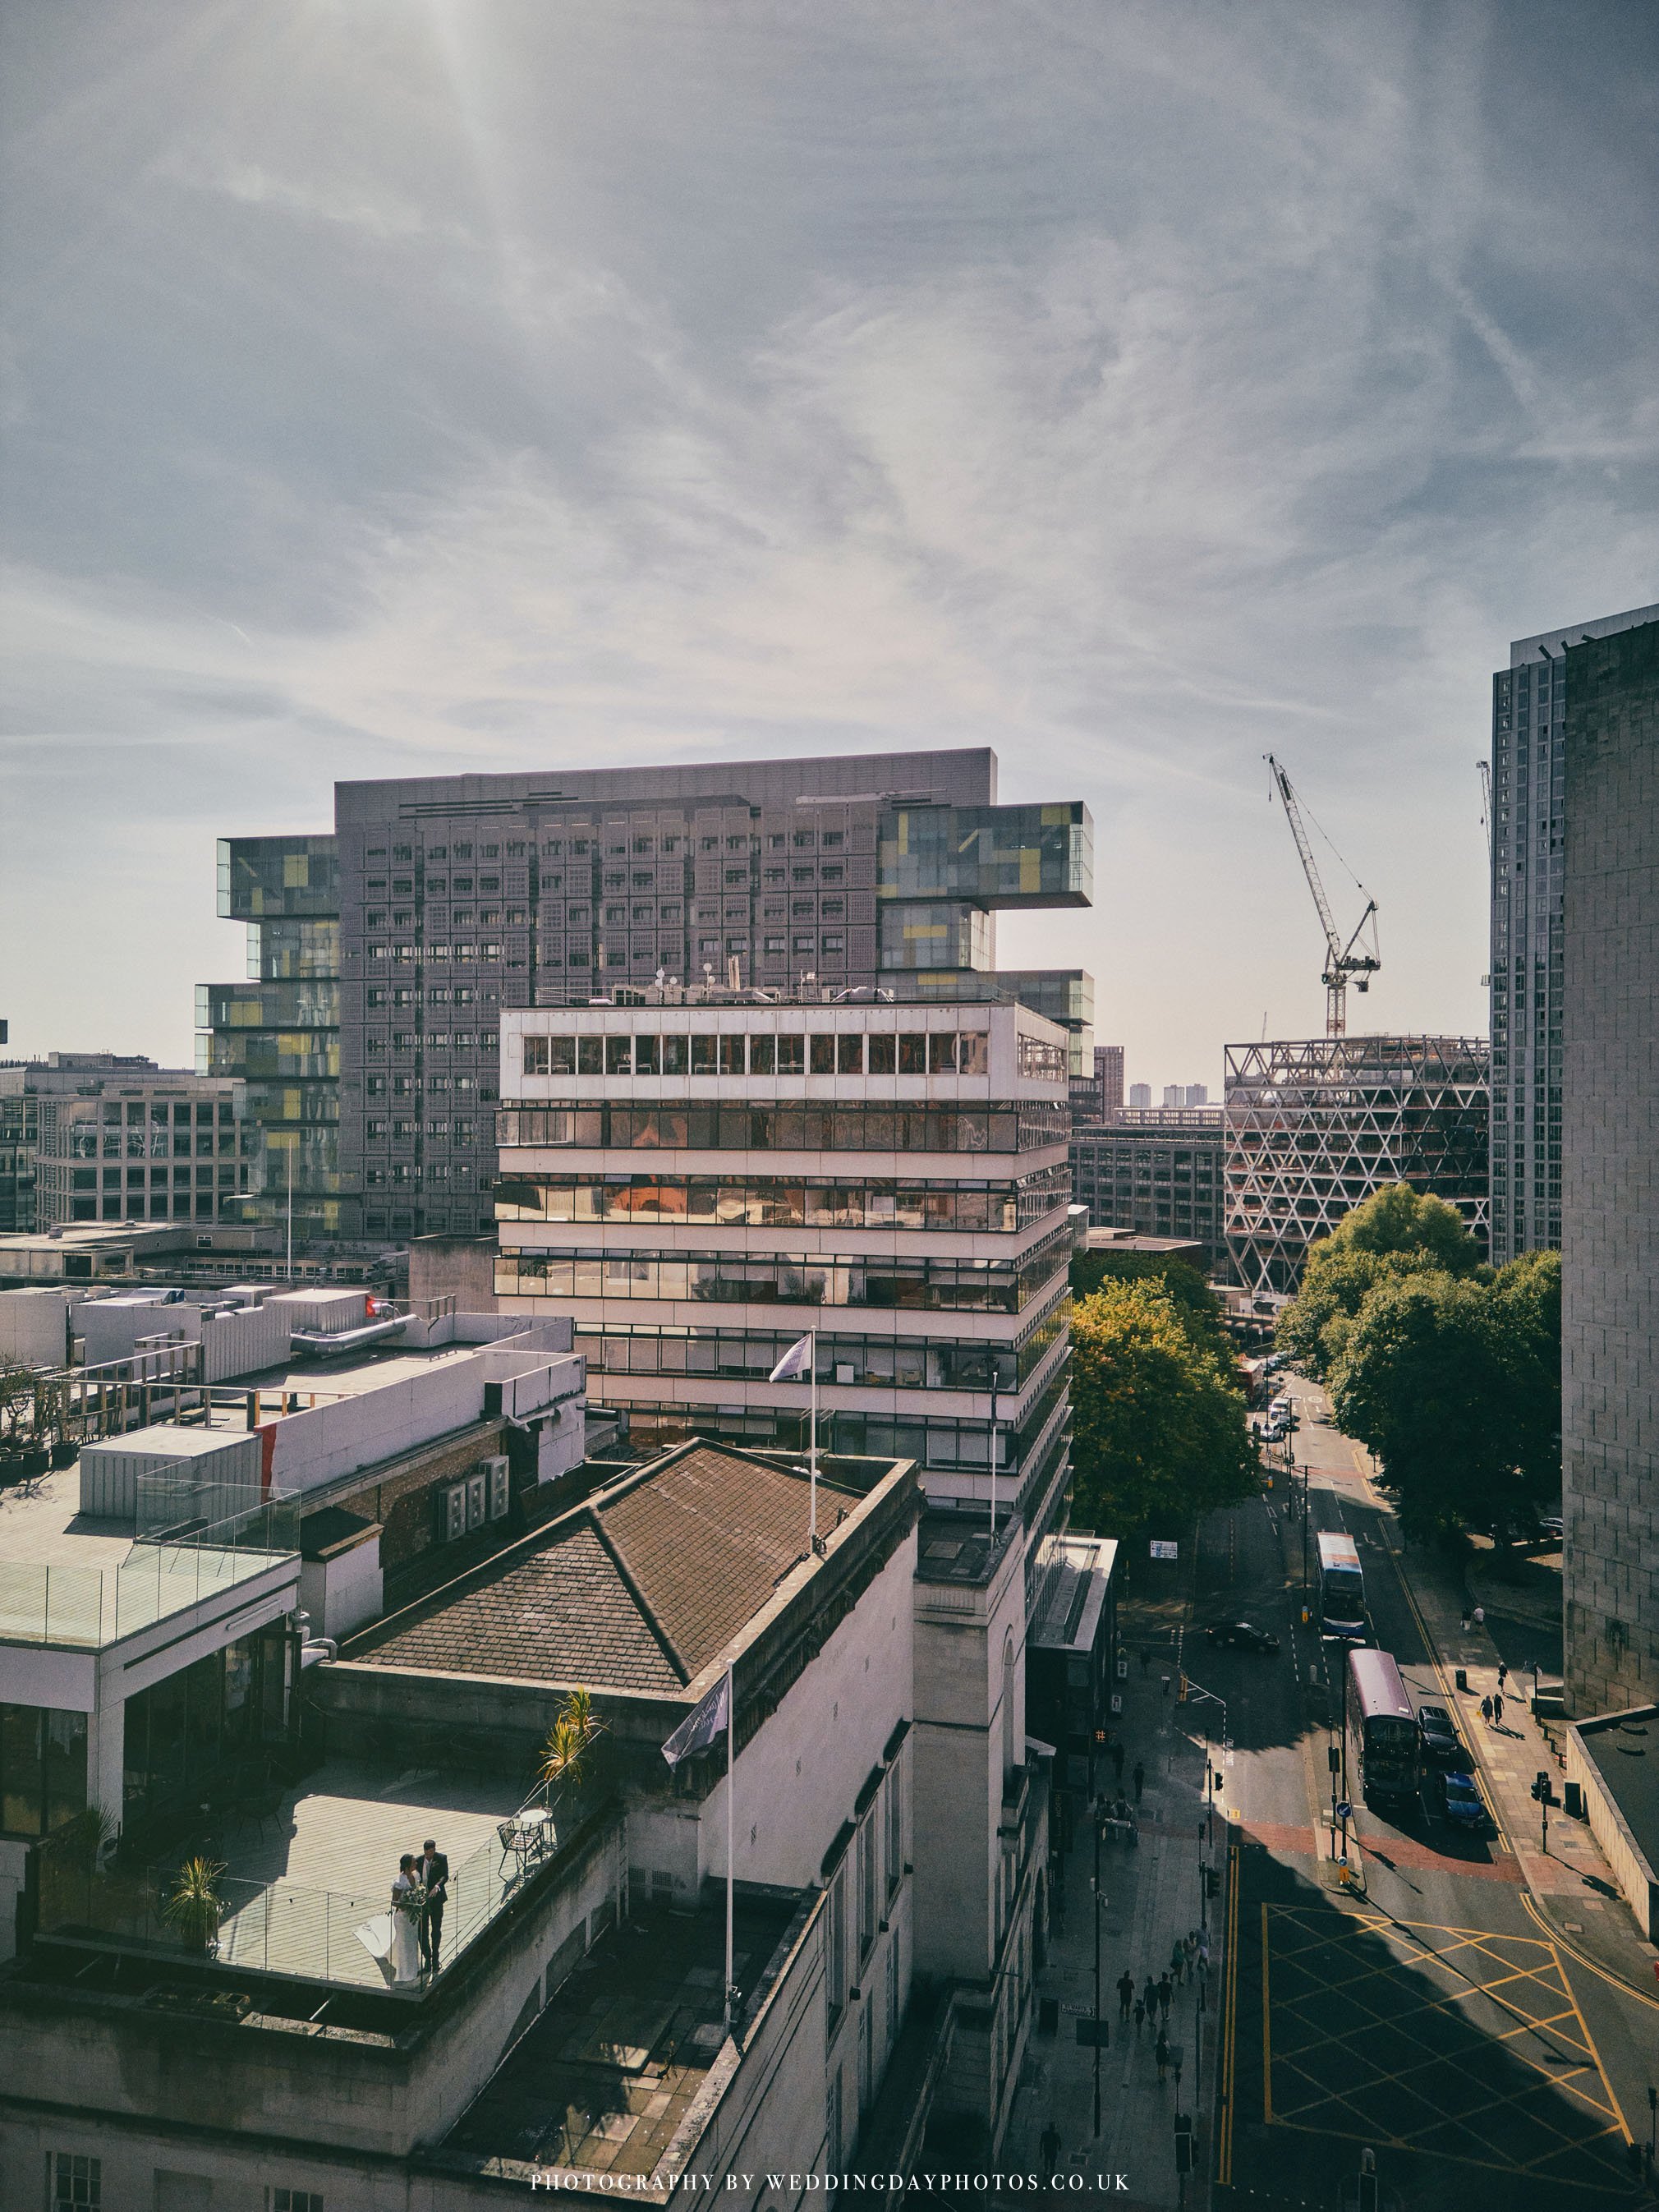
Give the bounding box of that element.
[200,750,1092,1249]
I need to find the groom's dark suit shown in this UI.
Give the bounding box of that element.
[418,1850,450,1971]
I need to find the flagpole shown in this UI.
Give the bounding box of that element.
[724,1661,735,2036]
[809,1327,819,1552]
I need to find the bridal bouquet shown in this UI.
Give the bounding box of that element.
[393,1880,429,1922]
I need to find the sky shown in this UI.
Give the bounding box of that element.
[3,0,1657,1092]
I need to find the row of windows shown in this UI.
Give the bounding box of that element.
[494,1169,1070,1231]
[498,1103,1071,1155]
[495,1240,1068,1314]
[61,1100,236,1127]
[67,1166,239,1190]
[62,1133,237,1161]
[365,1032,498,1051]
[523,1029,990,1078]
[825,1751,904,2030]
[572,1305,1069,1394]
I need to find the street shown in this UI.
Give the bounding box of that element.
[1197,1382,1659,2212]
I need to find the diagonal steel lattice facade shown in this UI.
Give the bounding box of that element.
[1224,1035,1490,1295]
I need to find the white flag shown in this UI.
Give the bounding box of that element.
[662,1672,731,1769]
[769,1335,813,1383]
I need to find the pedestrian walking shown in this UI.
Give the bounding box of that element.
[1496,1662,1508,1693]
[1111,1741,1126,1785]
[1197,1933,1211,1979]
[1156,2030,1170,2086]
[1117,1970,1135,2022]
[1493,1691,1505,1726]
[1133,1997,1147,2039]
[1480,1695,1494,1727]
[1183,1929,1199,1977]
[1170,1938,1186,1985]
[1158,1972,1174,2020]
[1461,1607,1472,1632]
[1133,1761,1146,1804]
[1039,2121,1062,2182]
[1473,1604,1485,1630]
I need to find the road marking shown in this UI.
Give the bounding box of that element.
[1519,1889,1659,2017]
[1261,1900,1273,2123]
[1217,1836,1241,2184]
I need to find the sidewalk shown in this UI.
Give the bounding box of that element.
[1004,1598,1221,2207]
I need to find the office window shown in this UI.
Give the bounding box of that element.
[691,1034,717,1074]
[777,1035,806,1075]
[273,2190,324,2211]
[793,935,814,953]
[749,1035,775,1074]
[826,1872,847,2018]
[867,1034,897,1075]
[837,1036,863,1075]
[719,1037,747,1075]
[635,1035,660,1074]
[885,1759,903,1892]
[821,934,844,953]
[898,1033,926,1074]
[50,2152,100,2206]
[810,1034,836,1074]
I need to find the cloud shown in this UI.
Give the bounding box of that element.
[2,0,1657,1076]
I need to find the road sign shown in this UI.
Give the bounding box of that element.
[1150,1539,1179,1561]
[1335,1801,1353,1819]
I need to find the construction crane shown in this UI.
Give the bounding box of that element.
[1266,754,1381,1037]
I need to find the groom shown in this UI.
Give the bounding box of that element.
[417,1837,449,1975]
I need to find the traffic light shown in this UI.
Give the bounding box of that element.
[1206,1867,1221,1898]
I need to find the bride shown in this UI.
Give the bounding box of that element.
[389,1854,423,1985]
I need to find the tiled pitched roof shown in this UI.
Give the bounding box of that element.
[353,1523,682,1694]
[347,1442,853,1697]
[599,1445,835,1675]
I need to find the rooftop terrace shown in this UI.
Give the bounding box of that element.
[0,1458,297,1648]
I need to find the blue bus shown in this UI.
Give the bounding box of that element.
[1317,1530,1367,1642]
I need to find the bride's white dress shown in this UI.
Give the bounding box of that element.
[389,1877,420,1984]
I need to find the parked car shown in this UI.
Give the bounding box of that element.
[1537,1515,1564,1542]
[1206,1621,1281,1654]
[1441,1770,1490,1832]
[1416,1704,1468,1771]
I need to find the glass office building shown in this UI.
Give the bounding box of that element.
[1488,600,1659,1264]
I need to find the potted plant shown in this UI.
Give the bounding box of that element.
[537,1687,606,1805]
[163,1856,226,1956]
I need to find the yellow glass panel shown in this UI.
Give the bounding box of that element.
[283,855,309,888]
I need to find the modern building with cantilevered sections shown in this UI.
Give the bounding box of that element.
[0,1439,956,2206]
[201,747,1094,1244]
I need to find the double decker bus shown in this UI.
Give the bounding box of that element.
[1345,1647,1420,1806]
[1317,1530,1367,1642]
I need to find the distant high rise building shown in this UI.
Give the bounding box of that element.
[0,1055,246,1233]
[204,753,1092,1245]
[1070,1106,1225,1263]
[1161,1084,1182,1108]
[1096,1045,1124,1112]
[1128,1083,1151,1109]
[1184,1084,1208,1107]
[1224,1037,1489,1295]
[1489,600,1659,1264]
[1560,617,1658,1717]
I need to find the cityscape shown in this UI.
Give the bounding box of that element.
[2,9,1657,2212]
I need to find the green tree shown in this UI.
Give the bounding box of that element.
[1327,1255,1559,1543]
[1276,1184,1483,1379]
[1069,1250,1233,1368]
[1486,1248,1562,1509]
[1069,1279,1257,1540]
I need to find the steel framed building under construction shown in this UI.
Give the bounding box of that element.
[1223,1035,1489,1296]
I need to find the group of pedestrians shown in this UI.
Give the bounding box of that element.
[1113,1925,1208,2086]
